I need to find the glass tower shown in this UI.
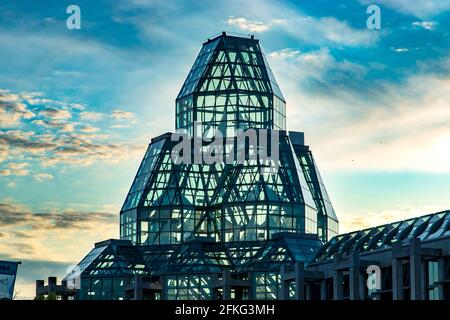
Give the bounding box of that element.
[66,33,338,300]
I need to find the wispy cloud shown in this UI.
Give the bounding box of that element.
[412,21,437,30]
[38,107,71,120]
[0,89,143,169]
[227,16,286,32]
[0,90,35,128]
[32,173,53,182]
[79,111,104,122]
[359,0,450,19]
[0,162,30,176]
[269,50,450,173]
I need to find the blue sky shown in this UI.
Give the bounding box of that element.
[0,0,449,298]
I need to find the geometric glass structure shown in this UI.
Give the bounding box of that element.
[66,33,338,300]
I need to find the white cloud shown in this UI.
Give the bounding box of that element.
[340,203,448,233]
[227,17,286,33]
[0,90,35,128]
[111,109,137,121]
[7,181,16,188]
[0,162,30,176]
[359,0,450,18]
[79,111,104,121]
[38,107,72,120]
[227,13,378,47]
[32,119,75,132]
[268,50,450,173]
[78,125,100,133]
[412,21,436,30]
[33,173,54,182]
[392,47,409,52]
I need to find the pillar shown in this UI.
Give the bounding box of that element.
[358,272,366,300]
[35,280,44,296]
[222,270,232,300]
[392,258,404,300]
[392,242,404,300]
[247,272,255,300]
[294,262,305,300]
[280,264,290,300]
[320,279,327,300]
[410,238,423,300]
[349,251,360,300]
[333,270,343,300]
[305,283,312,300]
[134,275,143,300]
[160,276,168,300]
[437,257,446,299]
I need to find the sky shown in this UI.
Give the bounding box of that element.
[0,0,449,299]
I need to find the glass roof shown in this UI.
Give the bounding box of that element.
[314,210,450,262]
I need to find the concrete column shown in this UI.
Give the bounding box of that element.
[160,276,168,300]
[294,262,305,300]
[48,276,57,294]
[320,279,327,300]
[437,257,446,299]
[134,275,143,300]
[280,264,290,300]
[349,252,360,300]
[305,283,312,300]
[410,238,423,300]
[35,280,44,296]
[358,272,366,300]
[392,258,404,300]
[247,272,255,300]
[222,270,232,300]
[333,270,343,300]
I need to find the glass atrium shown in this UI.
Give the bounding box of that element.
[65,33,339,300]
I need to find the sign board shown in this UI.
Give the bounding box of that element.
[0,261,21,300]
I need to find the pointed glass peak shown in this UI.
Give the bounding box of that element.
[176,33,286,135]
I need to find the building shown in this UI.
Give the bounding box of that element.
[60,33,338,300]
[55,33,449,301]
[284,210,450,300]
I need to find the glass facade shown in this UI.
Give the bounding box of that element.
[176,34,286,136]
[67,34,339,300]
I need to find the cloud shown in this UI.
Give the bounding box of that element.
[7,181,16,188]
[340,203,448,233]
[359,0,450,19]
[283,16,379,47]
[33,173,53,182]
[32,119,75,132]
[391,47,409,52]
[38,107,72,120]
[268,50,450,173]
[227,17,286,32]
[227,13,378,47]
[79,111,104,121]
[268,48,368,95]
[412,21,436,30]
[0,89,143,168]
[0,90,35,128]
[111,109,137,121]
[0,162,30,176]
[78,125,100,133]
[0,199,118,299]
[0,200,116,230]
